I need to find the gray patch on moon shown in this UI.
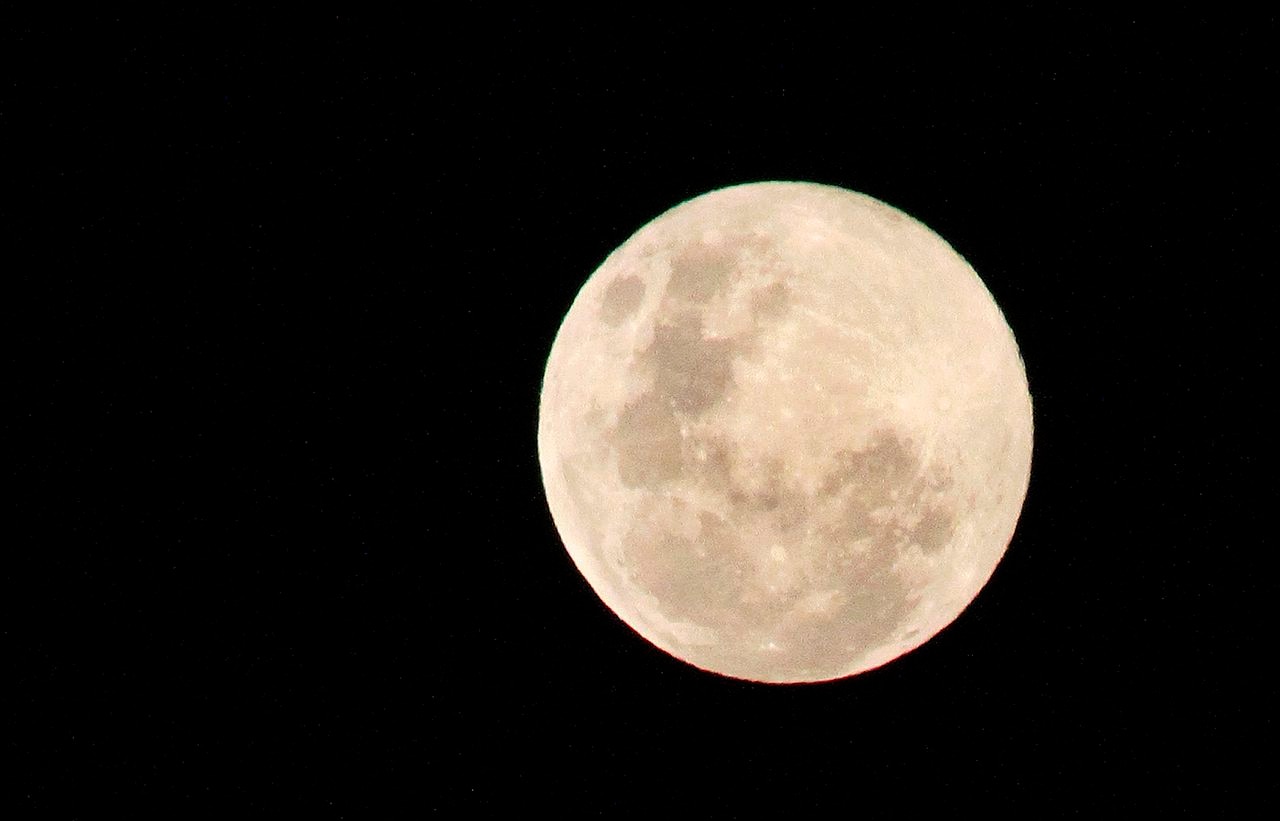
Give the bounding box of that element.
[600,275,646,326]
[622,509,746,627]
[609,303,743,489]
[607,240,758,491]
[816,431,957,556]
[613,392,684,489]
[646,310,740,416]
[666,242,737,302]
[819,430,918,498]
[912,506,954,555]
[617,425,949,681]
[750,281,791,320]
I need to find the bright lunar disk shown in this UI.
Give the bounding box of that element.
[538,181,1032,683]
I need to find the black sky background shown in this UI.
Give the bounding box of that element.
[8,8,1272,815]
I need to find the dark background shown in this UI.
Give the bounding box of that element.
[9,8,1271,815]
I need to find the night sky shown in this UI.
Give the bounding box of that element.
[10,9,1271,815]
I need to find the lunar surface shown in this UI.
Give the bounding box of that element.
[537,181,1032,683]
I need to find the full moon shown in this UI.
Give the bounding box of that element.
[537,181,1033,683]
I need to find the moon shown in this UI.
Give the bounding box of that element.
[537,181,1033,684]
